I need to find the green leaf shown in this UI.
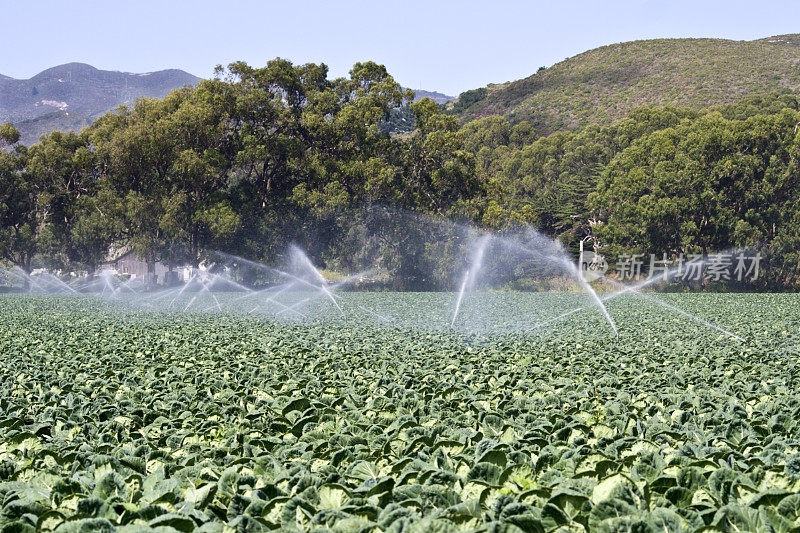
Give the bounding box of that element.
[348,461,381,481]
[318,484,351,510]
[184,483,217,509]
[148,513,198,532]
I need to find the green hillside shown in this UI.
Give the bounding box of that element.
[453,35,800,133]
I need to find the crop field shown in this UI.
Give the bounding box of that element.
[1,293,799,532]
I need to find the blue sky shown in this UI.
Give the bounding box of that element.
[5,0,800,95]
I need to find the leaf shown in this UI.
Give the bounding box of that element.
[460,481,490,503]
[649,476,677,494]
[777,493,800,521]
[748,488,790,508]
[281,397,311,416]
[348,461,381,481]
[477,449,508,469]
[712,504,784,533]
[148,513,197,532]
[547,489,590,522]
[318,484,351,510]
[184,483,217,509]
[467,462,503,486]
[54,518,115,532]
[260,496,291,527]
[590,473,643,507]
[588,498,638,531]
[707,467,740,505]
[665,487,694,508]
[649,507,689,532]
[438,500,482,526]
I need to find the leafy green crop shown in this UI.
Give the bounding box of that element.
[0,294,798,532]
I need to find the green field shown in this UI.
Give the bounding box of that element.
[1,294,799,532]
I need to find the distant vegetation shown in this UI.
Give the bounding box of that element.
[452,35,800,135]
[449,88,488,115]
[380,88,454,134]
[462,93,800,288]
[3,38,800,289]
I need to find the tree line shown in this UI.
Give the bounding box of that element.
[0,60,476,282]
[460,93,800,289]
[1,58,800,289]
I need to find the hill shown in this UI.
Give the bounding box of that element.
[452,35,800,133]
[0,63,200,144]
[757,34,800,46]
[410,88,454,104]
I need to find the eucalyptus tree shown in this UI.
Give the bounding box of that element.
[591,108,800,288]
[0,123,37,275]
[215,59,412,262]
[24,130,103,272]
[91,85,238,276]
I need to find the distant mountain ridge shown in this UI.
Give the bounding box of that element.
[0,63,201,144]
[409,89,454,104]
[452,34,800,134]
[757,34,800,46]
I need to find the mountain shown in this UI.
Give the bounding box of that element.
[410,89,454,104]
[0,63,201,144]
[757,34,800,46]
[452,35,800,134]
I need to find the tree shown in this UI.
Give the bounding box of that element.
[91,86,239,277]
[590,108,800,287]
[153,81,239,267]
[0,124,37,275]
[400,98,478,216]
[0,123,20,146]
[212,59,332,260]
[25,131,99,271]
[458,106,695,250]
[217,58,412,262]
[91,98,174,282]
[69,179,125,276]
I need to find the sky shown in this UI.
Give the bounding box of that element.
[4,0,800,96]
